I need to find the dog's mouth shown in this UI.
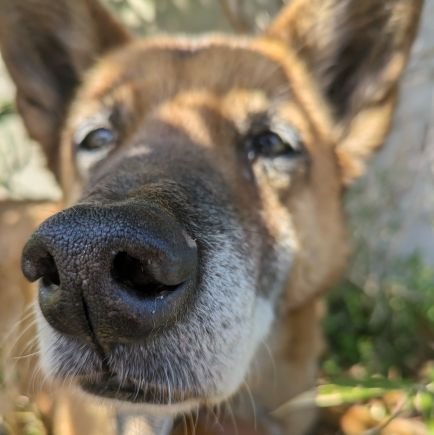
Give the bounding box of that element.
[78,373,196,404]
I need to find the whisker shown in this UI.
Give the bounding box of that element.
[12,350,41,360]
[242,380,257,431]
[30,363,44,395]
[15,333,40,359]
[182,414,188,435]
[1,309,37,353]
[226,400,240,435]
[1,304,35,344]
[207,405,224,432]
[3,316,39,359]
[189,411,197,435]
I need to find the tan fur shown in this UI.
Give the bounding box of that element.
[0,0,423,434]
[0,202,58,427]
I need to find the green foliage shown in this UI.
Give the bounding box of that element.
[317,375,434,429]
[102,0,282,36]
[323,254,434,376]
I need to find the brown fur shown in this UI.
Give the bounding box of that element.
[0,201,57,428]
[0,0,423,434]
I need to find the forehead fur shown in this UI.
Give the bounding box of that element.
[73,36,336,145]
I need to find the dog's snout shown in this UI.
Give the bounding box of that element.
[21,203,198,344]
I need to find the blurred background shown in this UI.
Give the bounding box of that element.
[0,0,433,433]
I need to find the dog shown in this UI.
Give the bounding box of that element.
[0,0,423,433]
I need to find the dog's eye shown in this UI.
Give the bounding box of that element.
[247,130,301,161]
[78,128,115,151]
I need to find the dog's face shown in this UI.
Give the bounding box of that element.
[0,0,422,414]
[53,39,319,405]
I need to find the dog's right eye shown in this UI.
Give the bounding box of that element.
[78,128,115,151]
[75,126,117,177]
[246,126,303,163]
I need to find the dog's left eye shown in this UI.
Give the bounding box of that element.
[247,130,302,161]
[78,128,115,151]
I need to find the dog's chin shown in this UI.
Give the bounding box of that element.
[78,374,198,406]
[76,376,214,416]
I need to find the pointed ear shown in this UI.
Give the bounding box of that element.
[265,0,423,183]
[0,0,131,178]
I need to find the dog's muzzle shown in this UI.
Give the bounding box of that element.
[21,202,198,346]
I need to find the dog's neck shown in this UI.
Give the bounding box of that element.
[229,298,324,434]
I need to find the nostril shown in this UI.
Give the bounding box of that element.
[40,253,61,286]
[25,251,60,286]
[112,252,180,297]
[22,237,61,286]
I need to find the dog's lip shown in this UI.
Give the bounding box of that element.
[78,373,197,404]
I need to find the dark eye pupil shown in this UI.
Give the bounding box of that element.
[80,128,114,150]
[256,132,285,156]
[249,131,294,160]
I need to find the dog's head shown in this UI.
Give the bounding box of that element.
[0,0,421,413]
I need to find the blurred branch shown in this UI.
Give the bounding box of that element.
[218,0,253,33]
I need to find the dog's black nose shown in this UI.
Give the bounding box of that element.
[21,203,198,344]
